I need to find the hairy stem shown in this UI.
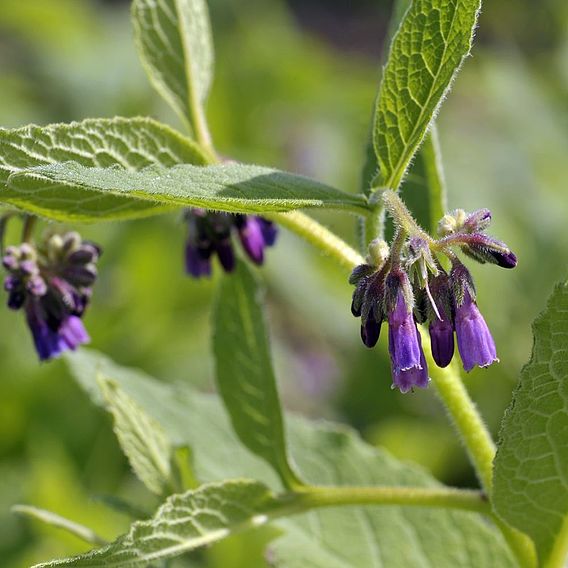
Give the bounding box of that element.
[420,330,536,567]
[381,189,431,241]
[263,211,365,270]
[287,485,490,516]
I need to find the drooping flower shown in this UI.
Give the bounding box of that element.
[427,273,455,368]
[2,231,101,361]
[385,270,429,392]
[451,264,498,372]
[184,209,277,278]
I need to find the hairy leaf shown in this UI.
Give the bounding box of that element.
[213,262,302,489]
[34,480,278,567]
[60,350,515,567]
[493,281,568,566]
[0,117,208,220]
[132,0,214,134]
[374,0,481,191]
[98,377,173,496]
[5,162,369,222]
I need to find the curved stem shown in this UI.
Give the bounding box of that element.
[420,329,536,567]
[263,211,365,270]
[22,215,37,243]
[286,485,490,516]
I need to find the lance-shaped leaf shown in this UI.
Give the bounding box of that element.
[374,0,482,191]
[493,281,568,567]
[0,117,208,220]
[98,376,174,497]
[213,262,303,489]
[5,162,369,222]
[132,0,214,137]
[34,480,280,567]
[62,350,516,568]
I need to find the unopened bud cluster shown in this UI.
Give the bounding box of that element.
[184,209,277,278]
[350,207,517,393]
[3,232,101,361]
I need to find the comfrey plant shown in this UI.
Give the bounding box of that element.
[0,1,566,568]
[350,197,517,392]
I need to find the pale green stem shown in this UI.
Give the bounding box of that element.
[381,189,431,241]
[364,203,385,245]
[287,485,490,516]
[543,515,568,568]
[263,211,365,270]
[420,330,536,568]
[12,505,107,546]
[22,215,36,243]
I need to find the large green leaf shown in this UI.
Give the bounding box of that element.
[213,262,302,489]
[5,162,369,222]
[132,0,214,135]
[35,480,279,567]
[0,117,208,221]
[98,377,174,496]
[59,350,515,568]
[374,0,481,191]
[493,281,568,566]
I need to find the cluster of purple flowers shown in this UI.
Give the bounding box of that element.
[350,208,517,393]
[3,232,100,361]
[184,209,277,278]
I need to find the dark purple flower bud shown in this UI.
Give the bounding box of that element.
[390,322,429,393]
[185,243,212,278]
[361,314,381,348]
[215,238,236,273]
[256,217,278,247]
[428,273,455,368]
[67,244,100,265]
[429,318,454,368]
[488,249,517,269]
[386,271,422,373]
[236,216,266,265]
[454,289,498,372]
[61,264,98,287]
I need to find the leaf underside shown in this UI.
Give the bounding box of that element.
[5,161,369,222]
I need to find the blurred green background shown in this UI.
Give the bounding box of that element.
[0,0,566,565]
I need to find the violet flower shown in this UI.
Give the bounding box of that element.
[454,288,498,372]
[386,271,429,392]
[184,209,277,278]
[3,232,100,361]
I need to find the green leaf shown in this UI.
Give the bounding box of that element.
[213,262,302,490]
[12,505,107,547]
[400,125,447,234]
[34,480,279,567]
[62,350,515,568]
[5,162,369,222]
[98,376,174,497]
[132,0,214,137]
[374,0,482,191]
[493,281,568,567]
[0,117,208,221]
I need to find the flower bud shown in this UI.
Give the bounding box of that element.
[366,239,389,268]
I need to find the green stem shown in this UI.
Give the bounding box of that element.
[381,189,431,241]
[420,329,536,567]
[22,215,36,243]
[288,485,490,516]
[364,203,385,245]
[263,211,365,270]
